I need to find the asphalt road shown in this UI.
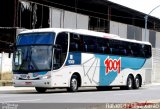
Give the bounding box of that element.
[0,85,160,103]
[1,85,160,109]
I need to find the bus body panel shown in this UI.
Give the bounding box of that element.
[50,52,151,87]
[12,28,152,90]
[13,51,152,88]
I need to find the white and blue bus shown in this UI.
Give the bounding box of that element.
[12,28,152,93]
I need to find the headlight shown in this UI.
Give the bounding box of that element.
[13,76,19,80]
[41,75,51,79]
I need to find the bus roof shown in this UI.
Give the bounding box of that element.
[20,28,151,45]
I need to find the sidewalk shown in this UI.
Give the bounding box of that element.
[144,82,160,87]
[0,86,34,91]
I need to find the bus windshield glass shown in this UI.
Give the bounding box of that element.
[13,32,55,72]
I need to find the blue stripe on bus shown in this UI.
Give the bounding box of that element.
[13,71,48,76]
[32,72,48,77]
[66,52,81,65]
[65,53,146,86]
[95,54,146,86]
[17,33,54,45]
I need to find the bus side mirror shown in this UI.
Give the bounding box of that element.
[14,49,22,66]
[53,44,61,49]
[9,52,11,58]
[8,43,16,58]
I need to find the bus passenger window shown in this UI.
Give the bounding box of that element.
[70,33,81,52]
[144,45,152,58]
[98,46,106,54]
[110,48,113,54]
[70,42,78,51]
[123,49,127,56]
[54,32,68,69]
[82,42,88,52]
[82,35,97,53]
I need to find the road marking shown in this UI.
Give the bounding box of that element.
[115,92,142,96]
[0,95,28,98]
[138,99,160,103]
[4,99,41,103]
[0,94,37,98]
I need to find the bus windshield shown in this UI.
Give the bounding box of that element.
[13,32,55,72]
[13,46,52,72]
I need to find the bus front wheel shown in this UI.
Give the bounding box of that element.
[121,75,134,90]
[126,75,134,90]
[35,87,47,93]
[67,75,79,92]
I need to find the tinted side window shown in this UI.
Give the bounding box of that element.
[97,39,127,56]
[126,42,134,57]
[125,42,152,58]
[70,33,81,52]
[97,38,110,54]
[82,35,97,53]
[56,32,68,53]
[109,39,123,56]
[54,32,68,69]
[69,33,152,58]
[143,45,152,58]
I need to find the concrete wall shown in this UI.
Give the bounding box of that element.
[119,23,127,39]
[127,25,142,41]
[0,52,12,73]
[142,28,149,42]
[156,32,160,48]
[77,14,89,29]
[149,30,156,48]
[110,21,127,39]
[50,8,63,28]
[152,48,160,83]
[64,11,77,28]
[50,8,89,29]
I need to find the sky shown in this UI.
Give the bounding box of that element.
[108,0,160,19]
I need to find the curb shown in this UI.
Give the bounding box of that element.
[0,80,12,86]
[0,86,34,91]
[143,83,160,87]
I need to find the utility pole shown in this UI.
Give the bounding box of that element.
[144,4,160,41]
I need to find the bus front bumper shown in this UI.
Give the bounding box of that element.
[13,79,52,88]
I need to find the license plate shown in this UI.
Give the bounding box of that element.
[25,82,32,85]
[20,74,27,79]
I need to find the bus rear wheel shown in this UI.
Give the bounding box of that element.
[67,75,79,92]
[35,87,47,93]
[133,76,140,89]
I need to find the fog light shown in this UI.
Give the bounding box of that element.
[13,76,19,80]
[42,75,51,79]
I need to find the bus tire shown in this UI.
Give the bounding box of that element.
[35,87,47,93]
[126,75,134,90]
[133,76,140,89]
[67,75,78,92]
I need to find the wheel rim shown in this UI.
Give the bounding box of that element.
[71,78,78,91]
[135,78,140,88]
[128,78,132,88]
